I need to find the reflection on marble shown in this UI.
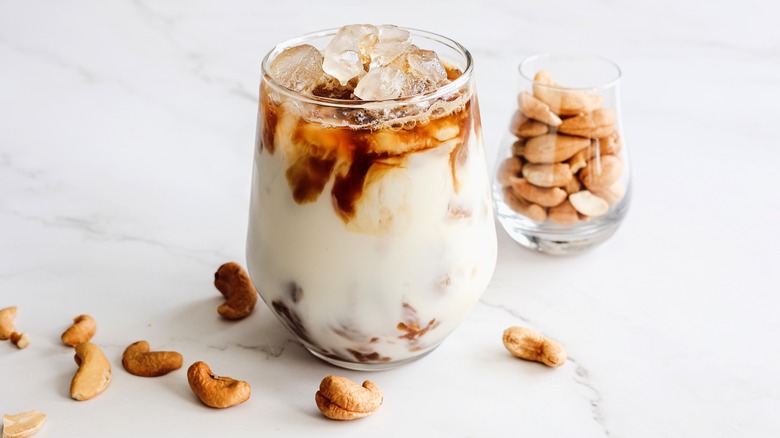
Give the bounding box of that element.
[1,0,779,436]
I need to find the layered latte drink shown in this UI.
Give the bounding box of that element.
[247,25,497,369]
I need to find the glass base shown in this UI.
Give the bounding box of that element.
[495,193,629,256]
[307,347,438,371]
[501,220,620,255]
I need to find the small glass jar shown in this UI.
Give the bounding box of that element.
[493,54,631,255]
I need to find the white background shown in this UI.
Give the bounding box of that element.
[1,0,779,436]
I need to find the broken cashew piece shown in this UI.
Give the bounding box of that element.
[315,375,383,421]
[71,342,111,401]
[187,361,251,408]
[10,332,30,349]
[502,326,567,367]
[61,314,96,347]
[122,340,183,377]
[2,410,46,438]
[214,262,258,320]
[0,306,18,340]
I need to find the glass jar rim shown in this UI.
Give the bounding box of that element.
[518,53,622,91]
[260,27,474,109]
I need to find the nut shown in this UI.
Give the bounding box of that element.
[502,326,566,367]
[502,187,547,222]
[518,92,562,127]
[61,314,96,347]
[509,110,548,138]
[187,361,251,408]
[593,181,626,205]
[594,131,622,156]
[557,109,616,138]
[122,340,183,377]
[579,155,624,192]
[71,342,111,401]
[511,140,525,157]
[510,178,567,208]
[548,200,579,226]
[523,134,590,164]
[533,70,602,116]
[0,306,18,340]
[567,148,589,174]
[497,156,522,187]
[521,163,573,188]
[569,190,610,217]
[315,375,383,420]
[563,175,582,194]
[10,332,30,349]
[214,262,258,320]
[2,410,46,438]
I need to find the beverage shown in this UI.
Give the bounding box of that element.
[247,25,497,370]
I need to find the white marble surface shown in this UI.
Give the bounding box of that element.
[2,0,779,436]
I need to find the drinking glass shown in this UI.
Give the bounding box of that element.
[493,54,631,255]
[247,28,497,370]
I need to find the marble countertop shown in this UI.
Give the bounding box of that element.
[2,0,779,436]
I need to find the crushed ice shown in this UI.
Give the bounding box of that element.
[268,24,452,100]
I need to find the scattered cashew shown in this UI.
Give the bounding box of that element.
[315,375,383,421]
[61,314,96,347]
[187,361,251,408]
[502,326,567,367]
[70,342,111,401]
[10,332,30,349]
[214,262,258,320]
[2,410,46,438]
[122,340,183,377]
[0,306,18,340]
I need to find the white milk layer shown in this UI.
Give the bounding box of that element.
[246,102,496,365]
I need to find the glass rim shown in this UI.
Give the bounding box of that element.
[518,53,622,91]
[260,27,474,108]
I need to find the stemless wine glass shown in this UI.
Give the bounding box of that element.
[246,28,497,370]
[493,54,631,255]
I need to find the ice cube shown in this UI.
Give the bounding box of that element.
[392,45,449,97]
[368,25,412,69]
[354,66,406,100]
[322,24,377,85]
[405,46,447,85]
[268,44,325,92]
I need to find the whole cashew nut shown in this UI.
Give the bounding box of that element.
[61,315,96,347]
[502,326,567,367]
[122,340,183,377]
[0,306,18,340]
[315,375,383,420]
[71,342,112,401]
[187,361,251,408]
[214,262,258,320]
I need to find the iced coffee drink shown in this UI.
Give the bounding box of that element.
[247,25,497,369]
